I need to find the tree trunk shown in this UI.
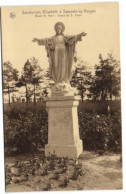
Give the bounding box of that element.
[81,92,84,103]
[34,84,36,105]
[26,84,28,106]
[110,93,112,101]
[8,85,10,106]
[101,90,105,101]
[110,86,112,100]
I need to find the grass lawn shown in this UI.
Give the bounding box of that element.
[5,151,123,192]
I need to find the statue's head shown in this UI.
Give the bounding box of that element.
[54,22,65,35]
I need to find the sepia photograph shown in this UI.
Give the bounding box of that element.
[0,1,123,192]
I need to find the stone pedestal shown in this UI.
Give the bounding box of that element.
[45,96,82,158]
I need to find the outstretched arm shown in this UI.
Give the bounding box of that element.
[75,32,87,41]
[32,38,45,45]
[78,32,87,36]
[65,32,87,43]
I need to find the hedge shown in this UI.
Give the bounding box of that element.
[4,104,121,154]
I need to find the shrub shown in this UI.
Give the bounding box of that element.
[4,107,48,154]
[4,102,121,155]
[78,110,122,152]
[4,102,46,119]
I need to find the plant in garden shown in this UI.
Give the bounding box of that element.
[72,168,79,180]
[60,176,71,187]
[51,150,57,160]
[61,162,69,173]
[4,107,48,154]
[50,159,56,170]
[53,172,60,180]
[59,157,69,168]
[4,99,121,155]
[42,155,46,164]
[31,168,36,175]
[41,164,50,176]
[78,110,121,152]
[72,160,83,180]
[36,162,41,169]
[43,182,53,191]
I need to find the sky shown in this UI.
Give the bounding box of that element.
[1,2,120,75]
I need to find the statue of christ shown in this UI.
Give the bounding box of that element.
[32,22,87,84]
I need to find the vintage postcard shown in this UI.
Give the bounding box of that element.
[1,2,122,192]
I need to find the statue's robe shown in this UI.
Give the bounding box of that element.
[37,33,83,83]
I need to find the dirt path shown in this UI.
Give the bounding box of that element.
[80,152,122,190]
[5,151,123,192]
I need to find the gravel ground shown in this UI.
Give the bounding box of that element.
[5,151,123,192]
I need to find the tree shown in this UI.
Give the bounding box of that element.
[70,60,92,102]
[16,69,30,106]
[2,61,19,105]
[34,68,55,99]
[17,57,43,106]
[29,57,43,105]
[90,53,121,100]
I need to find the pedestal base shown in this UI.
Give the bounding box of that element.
[45,96,83,158]
[45,141,82,158]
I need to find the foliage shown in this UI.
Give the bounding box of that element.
[61,176,71,187]
[90,53,121,100]
[78,100,121,115]
[5,154,85,190]
[17,57,44,105]
[78,111,122,152]
[4,106,48,154]
[4,100,121,154]
[4,102,46,119]
[72,160,84,180]
[3,61,19,105]
[71,60,92,102]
